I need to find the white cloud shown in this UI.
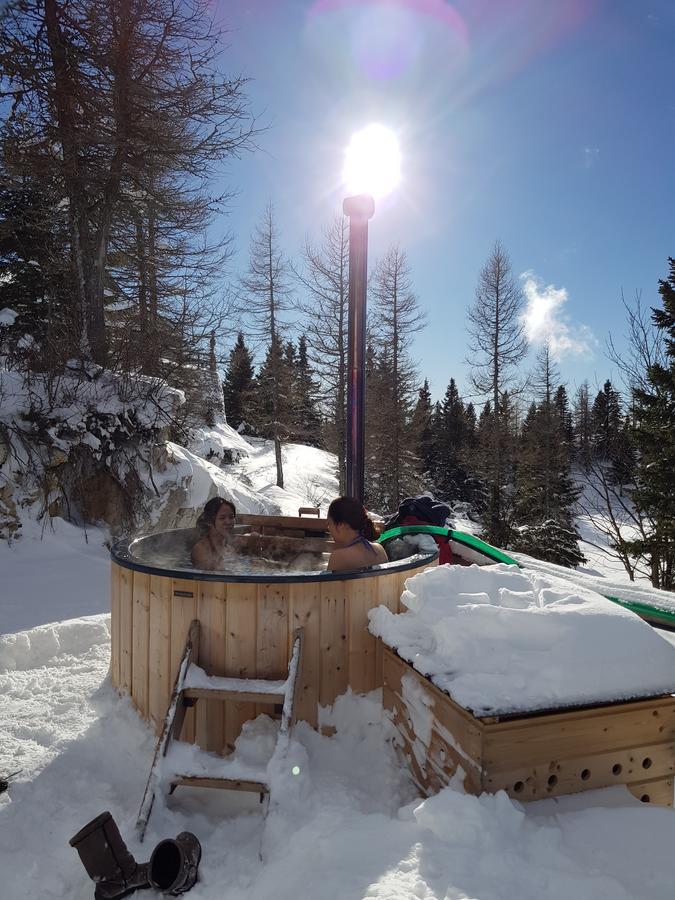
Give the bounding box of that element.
[520,272,597,359]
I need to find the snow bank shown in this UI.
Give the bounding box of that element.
[3,615,675,900]
[369,563,675,715]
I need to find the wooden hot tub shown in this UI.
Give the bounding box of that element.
[110,513,437,756]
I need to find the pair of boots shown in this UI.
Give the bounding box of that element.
[70,811,201,899]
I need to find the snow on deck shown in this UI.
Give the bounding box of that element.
[369,563,675,716]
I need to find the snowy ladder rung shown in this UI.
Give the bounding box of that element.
[136,620,303,841]
[171,776,270,794]
[182,668,288,706]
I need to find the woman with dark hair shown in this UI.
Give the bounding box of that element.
[191,497,237,570]
[326,496,388,572]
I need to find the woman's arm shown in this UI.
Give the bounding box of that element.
[191,539,215,570]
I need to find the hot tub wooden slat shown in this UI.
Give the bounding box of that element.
[319,582,348,708]
[132,572,151,719]
[346,577,378,694]
[110,564,121,688]
[119,566,133,695]
[290,582,321,728]
[170,579,197,743]
[374,573,400,687]
[224,583,258,754]
[196,581,227,753]
[148,575,172,732]
[256,584,290,718]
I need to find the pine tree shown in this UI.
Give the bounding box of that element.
[433,378,471,503]
[467,241,528,546]
[222,333,254,431]
[511,347,584,567]
[294,217,349,490]
[237,204,293,487]
[628,257,675,589]
[591,380,623,461]
[573,381,593,471]
[368,246,426,510]
[411,380,434,483]
[1,0,254,367]
[292,335,322,446]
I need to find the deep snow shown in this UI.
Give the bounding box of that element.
[3,440,675,899]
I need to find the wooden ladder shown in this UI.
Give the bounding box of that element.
[136,619,304,841]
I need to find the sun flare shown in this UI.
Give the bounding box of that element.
[343,123,401,200]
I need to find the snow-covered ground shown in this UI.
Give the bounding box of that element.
[3,441,675,899]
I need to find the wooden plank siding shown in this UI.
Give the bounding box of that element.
[381,642,675,808]
[109,557,433,756]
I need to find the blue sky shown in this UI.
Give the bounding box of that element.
[214,0,675,403]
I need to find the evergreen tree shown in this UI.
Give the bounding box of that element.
[367,246,426,510]
[292,335,323,446]
[222,333,254,431]
[237,204,293,487]
[511,347,584,567]
[590,380,623,460]
[466,241,528,546]
[294,217,349,490]
[1,0,254,367]
[433,378,471,503]
[411,379,434,481]
[572,381,593,471]
[628,257,675,589]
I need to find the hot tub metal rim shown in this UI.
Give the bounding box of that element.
[110,536,439,584]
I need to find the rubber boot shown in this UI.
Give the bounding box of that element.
[69,811,150,900]
[148,832,201,895]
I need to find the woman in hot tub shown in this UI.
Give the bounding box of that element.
[326,497,388,572]
[191,496,237,570]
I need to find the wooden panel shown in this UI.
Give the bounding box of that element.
[290,582,321,728]
[346,577,378,694]
[110,563,121,689]
[195,581,227,753]
[485,741,675,801]
[256,583,289,678]
[627,776,674,807]
[224,583,258,755]
[170,579,197,743]
[131,572,150,718]
[118,566,133,695]
[483,697,675,770]
[319,581,348,708]
[382,646,483,763]
[147,575,172,733]
[238,514,329,533]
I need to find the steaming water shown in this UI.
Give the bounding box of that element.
[130,533,329,576]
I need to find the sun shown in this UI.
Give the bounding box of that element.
[343,123,402,200]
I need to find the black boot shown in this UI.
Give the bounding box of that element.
[148,832,201,895]
[69,811,150,900]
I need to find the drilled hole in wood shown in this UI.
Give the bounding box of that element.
[612,764,622,775]
[513,781,524,793]
[642,757,652,769]
[640,794,650,803]
[581,769,591,781]
[547,775,558,787]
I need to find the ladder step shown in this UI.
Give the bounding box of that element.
[170,776,268,794]
[163,740,269,788]
[183,664,287,705]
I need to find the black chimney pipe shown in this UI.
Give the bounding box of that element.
[343,194,375,505]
